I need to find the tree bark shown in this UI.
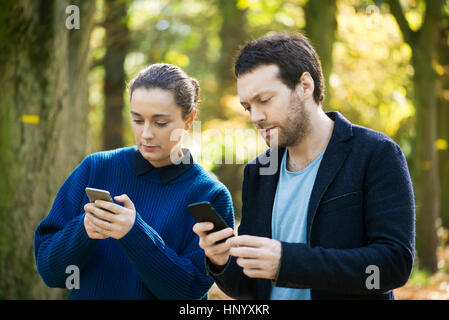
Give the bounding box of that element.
[437,12,449,230]
[216,0,248,119]
[387,0,443,272]
[304,0,337,110]
[0,0,95,298]
[103,0,130,150]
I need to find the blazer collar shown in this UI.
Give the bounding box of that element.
[326,111,353,142]
[131,146,194,184]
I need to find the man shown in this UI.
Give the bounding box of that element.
[193,32,415,300]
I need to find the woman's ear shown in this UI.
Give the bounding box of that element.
[184,108,198,130]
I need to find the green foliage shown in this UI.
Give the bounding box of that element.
[86,0,423,219]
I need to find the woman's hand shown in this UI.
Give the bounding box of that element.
[83,194,136,240]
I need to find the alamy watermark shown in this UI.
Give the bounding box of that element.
[66,5,80,30]
[65,265,80,289]
[168,120,279,175]
[365,264,380,290]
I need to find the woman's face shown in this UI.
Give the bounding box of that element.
[130,87,196,167]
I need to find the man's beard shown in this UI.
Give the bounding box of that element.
[267,92,310,148]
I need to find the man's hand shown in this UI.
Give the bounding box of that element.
[193,222,234,266]
[83,194,136,240]
[227,235,282,280]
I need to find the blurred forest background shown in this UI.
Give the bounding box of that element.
[0,0,449,299]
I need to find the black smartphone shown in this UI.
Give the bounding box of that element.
[187,201,234,242]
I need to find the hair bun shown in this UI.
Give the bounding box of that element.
[190,77,200,105]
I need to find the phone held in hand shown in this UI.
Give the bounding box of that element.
[85,187,113,204]
[188,201,234,242]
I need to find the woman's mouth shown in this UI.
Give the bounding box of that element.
[142,144,158,152]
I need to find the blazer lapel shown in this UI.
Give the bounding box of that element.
[306,111,353,244]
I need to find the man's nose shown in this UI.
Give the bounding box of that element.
[250,106,266,124]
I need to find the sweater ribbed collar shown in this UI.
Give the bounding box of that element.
[131,146,194,184]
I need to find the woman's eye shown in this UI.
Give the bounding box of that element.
[132,119,144,124]
[244,106,251,112]
[155,122,168,127]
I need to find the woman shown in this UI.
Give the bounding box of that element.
[34,63,235,299]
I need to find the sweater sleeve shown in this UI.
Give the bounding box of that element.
[34,156,99,288]
[205,164,259,299]
[117,186,235,300]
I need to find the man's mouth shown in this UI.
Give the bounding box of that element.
[259,126,277,136]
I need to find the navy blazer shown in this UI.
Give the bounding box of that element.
[207,111,415,300]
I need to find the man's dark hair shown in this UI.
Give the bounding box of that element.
[234,32,325,104]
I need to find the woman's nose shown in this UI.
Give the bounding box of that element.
[142,124,154,140]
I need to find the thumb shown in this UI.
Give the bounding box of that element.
[114,194,135,210]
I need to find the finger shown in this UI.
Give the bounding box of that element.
[95,200,126,215]
[90,204,118,223]
[91,220,113,238]
[86,213,112,234]
[227,235,265,248]
[84,203,95,214]
[204,238,232,255]
[229,246,261,259]
[205,228,234,246]
[91,230,109,239]
[236,257,261,269]
[88,213,113,231]
[242,268,266,279]
[193,222,214,236]
[113,194,135,210]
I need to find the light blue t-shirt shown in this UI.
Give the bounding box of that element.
[270,148,324,300]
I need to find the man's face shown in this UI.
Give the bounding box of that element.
[237,64,310,148]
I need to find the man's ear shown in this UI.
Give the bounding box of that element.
[295,72,314,100]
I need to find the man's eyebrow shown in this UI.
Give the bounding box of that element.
[240,89,274,106]
[130,111,171,118]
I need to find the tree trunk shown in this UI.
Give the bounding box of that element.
[412,44,440,272]
[388,0,443,272]
[304,0,337,110]
[103,0,130,150]
[216,0,248,119]
[0,0,95,299]
[437,17,449,231]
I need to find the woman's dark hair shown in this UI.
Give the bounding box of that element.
[234,32,325,104]
[128,63,200,118]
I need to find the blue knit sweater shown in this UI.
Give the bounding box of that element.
[34,146,234,300]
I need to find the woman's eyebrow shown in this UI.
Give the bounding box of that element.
[130,111,143,117]
[152,114,172,118]
[130,111,171,118]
